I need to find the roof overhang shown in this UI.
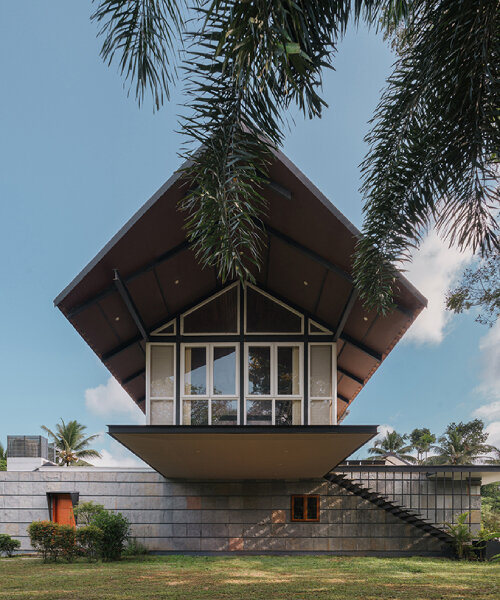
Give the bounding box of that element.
[109,425,377,479]
[55,149,427,419]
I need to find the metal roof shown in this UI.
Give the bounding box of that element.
[54,148,427,419]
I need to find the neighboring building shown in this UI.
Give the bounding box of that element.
[1,150,499,555]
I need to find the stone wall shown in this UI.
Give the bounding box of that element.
[337,468,482,534]
[0,469,450,556]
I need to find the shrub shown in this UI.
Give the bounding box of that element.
[74,501,106,526]
[28,521,77,562]
[28,521,59,561]
[76,525,103,562]
[0,534,21,557]
[53,524,78,562]
[92,510,130,561]
[122,537,149,557]
[445,512,476,560]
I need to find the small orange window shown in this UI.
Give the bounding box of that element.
[291,495,320,522]
[51,494,76,527]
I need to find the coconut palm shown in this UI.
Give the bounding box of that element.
[409,428,436,464]
[41,420,101,467]
[88,1,498,307]
[368,431,415,463]
[427,419,497,465]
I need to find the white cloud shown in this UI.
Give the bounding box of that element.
[374,424,394,443]
[403,231,473,345]
[472,321,500,448]
[85,377,145,424]
[90,448,145,469]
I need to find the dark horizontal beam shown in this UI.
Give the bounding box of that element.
[121,368,146,386]
[337,394,350,404]
[102,335,142,362]
[67,240,190,319]
[114,269,149,340]
[337,367,364,386]
[265,179,292,201]
[339,332,383,362]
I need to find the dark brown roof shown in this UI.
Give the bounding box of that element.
[54,149,426,420]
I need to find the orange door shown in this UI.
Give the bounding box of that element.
[53,494,76,526]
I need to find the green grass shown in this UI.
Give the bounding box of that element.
[0,555,499,599]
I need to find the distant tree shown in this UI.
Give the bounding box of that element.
[446,255,500,327]
[486,448,500,465]
[409,428,436,464]
[41,420,101,467]
[368,430,415,463]
[0,441,6,471]
[428,419,497,465]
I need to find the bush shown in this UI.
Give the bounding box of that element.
[74,501,106,526]
[28,521,59,561]
[122,537,149,557]
[0,534,21,557]
[76,525,103,562]
[53,524,78,562]
[28,521,77,562]
[92,510,130,561]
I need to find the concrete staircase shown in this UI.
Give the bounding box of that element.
[325,472,453,545]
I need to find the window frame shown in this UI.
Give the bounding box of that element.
[244,342,303,425]
[290,494,320,522]
[180,282,240,336]
[146,342,176,425]
[244,283,304,335]
[180,342,240,425]
[308,342,337,425]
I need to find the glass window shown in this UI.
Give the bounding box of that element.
[150,345,174,397]
[150,399,174,425]
[275,400,301,426]
[211,399,238,425]
[246,399,272,425]
[213,347,236,395]
[277,346,300,395]
[182,285,238,334]
[246,286,302,333]
[248,346,271,395]
[183,399,209,425]
[291,495,320,522]
[184,347,207,395]
[182,344,238,425]
[310,345,332,398]
[310,399,331,425]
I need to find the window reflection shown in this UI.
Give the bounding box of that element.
[213,347,236,395]
[277,346,299,395]
[184,347,207,395]
[246,399,272,425]
[248,347,271,395]
[183,399,208,425]
[212,399,238,425]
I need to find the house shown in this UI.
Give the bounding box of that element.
[1,149,498,555]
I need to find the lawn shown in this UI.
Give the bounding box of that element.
[0,555,498,600]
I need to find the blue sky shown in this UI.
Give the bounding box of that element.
[1,3,498,465]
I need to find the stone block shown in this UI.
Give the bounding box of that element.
[173,509,201,524]
[242,524,271,538]
[285,537,314,552]
[201,523,228,538]
[201,510,229,524]
[186,496,202,510]
[187,523,202,537]
[173,523,187,537]
[200,537,229,551]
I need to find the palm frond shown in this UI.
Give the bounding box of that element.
[355,0,499,313]
[91,0,187,109]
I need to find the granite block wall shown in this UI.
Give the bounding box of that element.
[0,469,450,556]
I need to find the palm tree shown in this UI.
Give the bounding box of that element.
[88,1,497,306]
[428,420,497,465]
[368,431,416,463]
[41,420,101,467]
[409,428,436,464]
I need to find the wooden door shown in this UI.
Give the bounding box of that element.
[52,494,75,526]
